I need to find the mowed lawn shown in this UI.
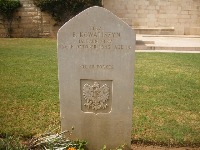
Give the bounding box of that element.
[0,38,200,147]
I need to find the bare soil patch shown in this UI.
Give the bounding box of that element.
[132,144,200,150]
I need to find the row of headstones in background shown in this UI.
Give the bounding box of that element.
[58,6,135,150]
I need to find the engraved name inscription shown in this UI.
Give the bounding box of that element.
[60,26,132,50]
[80,65,113,70]
[83,82,109,111]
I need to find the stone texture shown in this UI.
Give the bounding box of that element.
[58,6,135,150]
[1,0,199,37]
[103,0,200,35]
[0,0,56,38]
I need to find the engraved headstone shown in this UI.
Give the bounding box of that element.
[58,6,135,150]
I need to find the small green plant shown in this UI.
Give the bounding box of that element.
[0,135,26,150]
[33,0,102,25]
[0,0,21,37]
[101,144,126,150]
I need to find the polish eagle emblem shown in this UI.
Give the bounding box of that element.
[83,82,110,111]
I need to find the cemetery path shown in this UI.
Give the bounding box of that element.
[136,34,200,52]
[132,144,200,150]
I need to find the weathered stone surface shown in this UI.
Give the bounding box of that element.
[104,0,200,35]
[0,0,200,37]
[58,6,135,150]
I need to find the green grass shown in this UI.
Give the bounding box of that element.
[0,38,59,138]
[0,39,200,147]
[133,53,200,146]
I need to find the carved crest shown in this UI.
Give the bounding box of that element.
[83,82,110,111]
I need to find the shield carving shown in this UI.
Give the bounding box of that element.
[81,80,112,114]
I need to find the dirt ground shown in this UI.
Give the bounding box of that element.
[131,144,200,150]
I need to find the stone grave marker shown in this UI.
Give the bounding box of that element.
[58,6,135,150]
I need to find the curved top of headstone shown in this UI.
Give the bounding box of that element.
[57,6,135,150]
[58,6,134,36]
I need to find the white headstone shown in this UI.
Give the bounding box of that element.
[58,6,135,150]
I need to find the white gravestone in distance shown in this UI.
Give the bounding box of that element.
[58,6,135,150]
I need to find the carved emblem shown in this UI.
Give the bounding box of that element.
[83,82,109,111]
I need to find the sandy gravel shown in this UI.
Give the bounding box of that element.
[132,144,200,150]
